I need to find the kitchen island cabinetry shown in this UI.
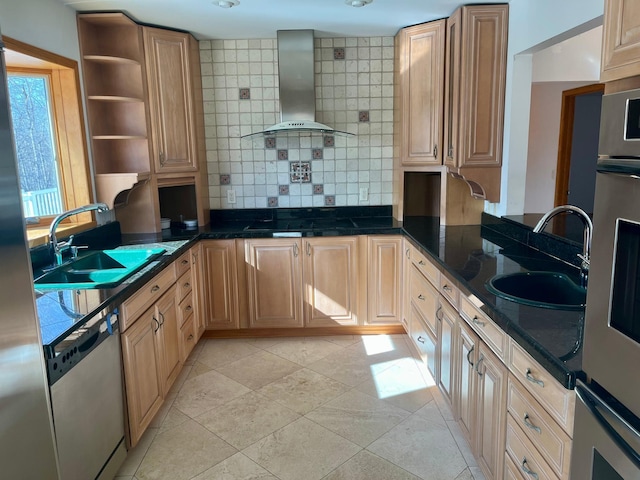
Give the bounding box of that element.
[394,20,445,166]
[601,0,640,82]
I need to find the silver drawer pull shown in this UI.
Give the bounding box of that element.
[471,315,486,327]
[525,368,545,387]
[436,306,443,321]
[466,345,474,367]
[406,248,410,259]
[185,305,192,312]
[417,335,426,344]
[181,259,189,265]
[184,282,190,288]
[523,414,542,434]
[151,285,160,293]
[417,294,426,301]
[521,458,539,479]
[475,354,485,376]
[418,260,426,266]
[188,334,194,341]
[443,285,452,292]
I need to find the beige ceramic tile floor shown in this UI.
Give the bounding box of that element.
[115,334,486,480]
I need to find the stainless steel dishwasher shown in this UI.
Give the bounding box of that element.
[45,304,126,480]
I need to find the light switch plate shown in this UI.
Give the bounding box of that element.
[227,189,236,204]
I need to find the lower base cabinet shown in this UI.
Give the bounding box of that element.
[202,240,240,329]
[121,284,179,446]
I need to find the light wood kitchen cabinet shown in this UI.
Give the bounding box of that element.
[143,27,198,173]
[409,302,438,376]
[121,305,164,447]
[437,298,457,407]
[304,237,359,327]
[409,264,439,335]
[202,240,240,330]
[475,341,508,480]
[77,13,209,233]
[190,243,206,338]
[394,20,446,166]
[443,4,508,202]
[367,235,403,325]
[121,282,180,447]
[245,238,304,328]
[506,414,560,480]
[456,318,478,444]
[601,0,640,82]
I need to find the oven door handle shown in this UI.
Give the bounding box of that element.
[576,384,640,469]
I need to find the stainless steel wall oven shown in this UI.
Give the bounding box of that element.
[571,87,640,479]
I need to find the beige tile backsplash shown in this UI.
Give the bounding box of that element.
[199,36,395,209]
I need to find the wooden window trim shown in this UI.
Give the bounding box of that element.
[3,36,94,238]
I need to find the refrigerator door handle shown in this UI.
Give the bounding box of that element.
[576,384,640,469]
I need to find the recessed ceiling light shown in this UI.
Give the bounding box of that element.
[345,0,372,6]
[215,0,239,8]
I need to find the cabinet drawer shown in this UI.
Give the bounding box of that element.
[507,340,575,436]
[176,270,192,302]
[121,263,176,331]
[439,273,459,310]
[508,377,572,479]
[409,303,437,378]
[179,314,196,363]
[410,245,439,287]
[178,292,195,327]
[175,250,191,278]
[504,450,526,480]
[460,296,507,361]
[410,265,439,336]
[506,414,560,480]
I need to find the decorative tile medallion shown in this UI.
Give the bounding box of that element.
[239,88,250,99]
[290,161,312,183]
[313,184,324,194]
[312,148,323,159]
[279,185,289,195]
[265,137,276,149]
[324,136,335,148]
[359,111,370,122]
[324,195,336,206]
[333,48,346,60]
[268,196,278,207]
[278,149,289,160]
[220,174,231,185]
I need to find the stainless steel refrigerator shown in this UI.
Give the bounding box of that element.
[0,35,60,478]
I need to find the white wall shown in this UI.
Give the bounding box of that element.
[0,0,80,61]
[486,0,604,218]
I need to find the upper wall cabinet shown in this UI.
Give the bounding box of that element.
[143,28,198,174]
[443,4,508,202]
[395,20,446,166]
[601,0,640,82]
[78,12,209,233]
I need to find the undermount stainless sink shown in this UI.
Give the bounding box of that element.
[34,248,166,290]
[486,271,587,311]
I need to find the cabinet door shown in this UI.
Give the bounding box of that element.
[397,20,445,166]
[156,285,181,396]
[303,237,359,327]
[456,318,477,444]
[438,299,457,407]
[202,240,239,330]
[245,239,303,328]
[144,27,198,173]
[190,243,206,338]
[444,5,508,168]
[475,342,508,480]
[601,0,640,82]
[367,235,403,325]
[121,308,164,447]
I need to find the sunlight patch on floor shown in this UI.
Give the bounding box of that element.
[362,334,395,356]
[369,356,435,399]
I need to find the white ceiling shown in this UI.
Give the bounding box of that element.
[56,0,503,39]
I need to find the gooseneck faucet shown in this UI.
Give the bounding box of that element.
[533,205,593,287]
[48,203,109,265]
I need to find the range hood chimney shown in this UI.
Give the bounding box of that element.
[242,30,354,138]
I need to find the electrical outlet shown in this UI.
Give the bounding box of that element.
[227,189,236,204]
[359,187,369,201]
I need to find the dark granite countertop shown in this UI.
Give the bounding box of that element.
[34,207,584,388]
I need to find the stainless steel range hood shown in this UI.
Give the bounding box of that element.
[242,30,354,139]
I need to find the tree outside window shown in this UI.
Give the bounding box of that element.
[7,72,64,218]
